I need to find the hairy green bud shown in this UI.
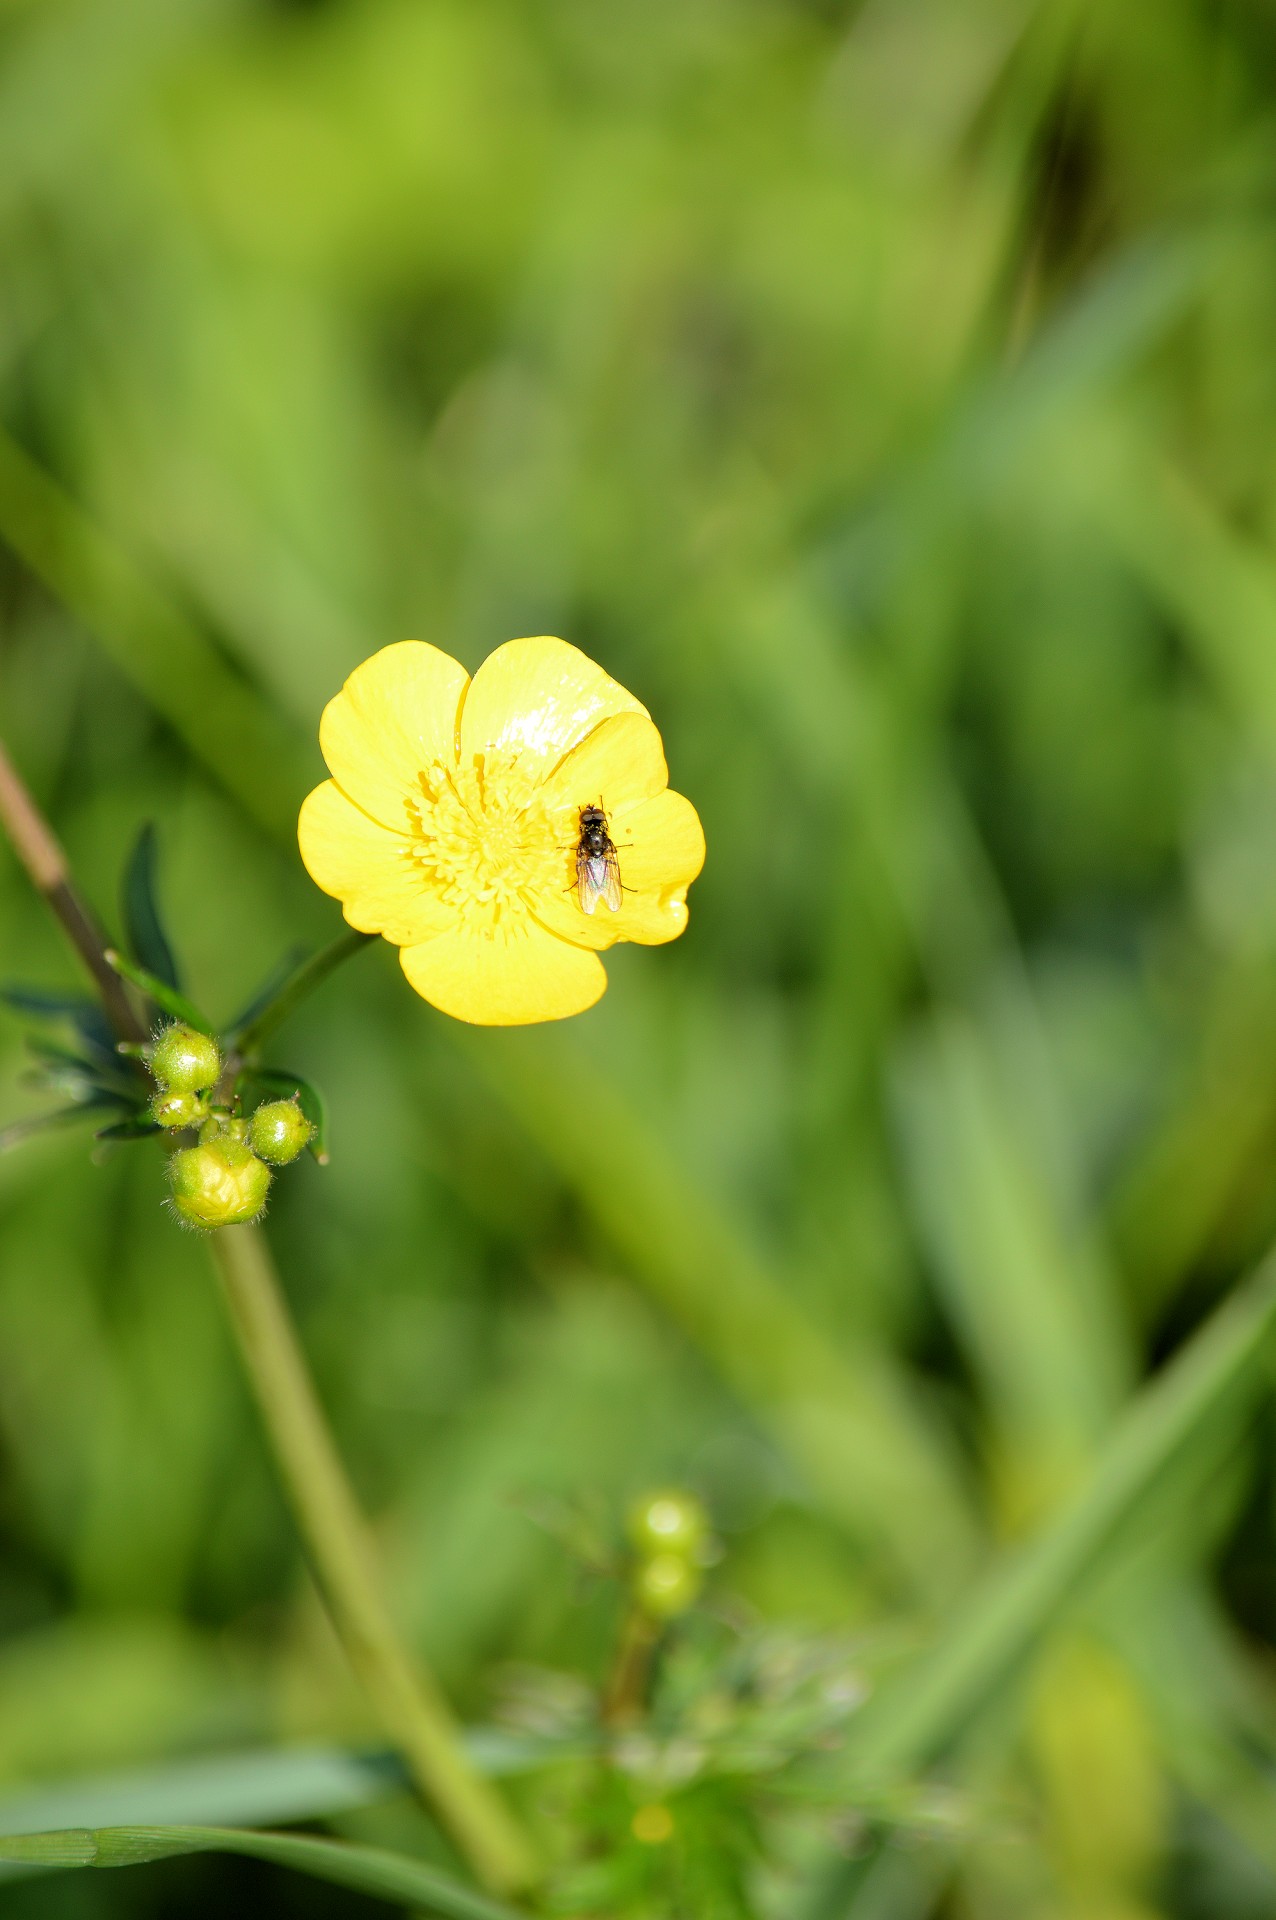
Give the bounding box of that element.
[150,1089,209,1130]
[635,1551,701,1620]
[249,1098,313,1166]
[168,1138,271,1230]
[628,1490,707,1561]
[150,1023,221,1095]
[199,1113,248,1146]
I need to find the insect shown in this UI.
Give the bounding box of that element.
[574,803,623,914]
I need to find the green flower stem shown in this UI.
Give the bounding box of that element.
[208,1223,536,1898]
[0,736,533,1897]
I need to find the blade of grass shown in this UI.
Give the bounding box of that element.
[0,1825,523,1918]
[456,1024,981,1603]
[891,1008,1131,1519]
[832,1244,1276,1788]
[0,426,310,840]
[0,1746,408,1848]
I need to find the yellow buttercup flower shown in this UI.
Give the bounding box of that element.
[298,637,705,1025]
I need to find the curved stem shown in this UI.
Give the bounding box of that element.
[0,732,537,1898]
[0,736,144,1043]
[210,1226,537,1896]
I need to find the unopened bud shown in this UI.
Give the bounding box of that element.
[168,1139,271,1230]
[628,1490,707,1561]
[150,1023,221,1095]
[249,1098,313,1166]
[635,1552,701,1620]
[150,1089,209,1130]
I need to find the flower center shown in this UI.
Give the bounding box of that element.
[406,753,561,927]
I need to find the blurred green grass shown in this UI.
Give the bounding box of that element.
[6,0,1276,1914]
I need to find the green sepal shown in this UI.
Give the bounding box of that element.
[121,822,181,989]
[228,930,372,1056]
[240,1067,329,1165]
[104,951,215,1036]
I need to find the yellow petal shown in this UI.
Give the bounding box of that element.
[533,787,706,951]
[400,918,606,1025]
[298,781,453,945]
[539,711,669,817]
[614,786,706,892]
[320,641,469,833]
[458,636,648,777]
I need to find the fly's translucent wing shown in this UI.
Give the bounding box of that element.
[576,848,623,914]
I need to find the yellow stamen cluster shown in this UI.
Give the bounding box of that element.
[407,754,559,925]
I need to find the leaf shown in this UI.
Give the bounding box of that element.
[0,986,116,1060]
[0,1745,408,1846]
[93,1117,162,1143]
[0,1825,525,1918]
[24,1034,137,1099]
[121,822,180,989]
[830,1249,1276,1789]
[0,426,311,841]
[0,1106,101,1154]
[223,945,308,1041]
[103,951,215,1037]
[458,1024,982,1604]
[227,930,373,1055]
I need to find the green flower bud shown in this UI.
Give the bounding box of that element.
[628,1490,707,1561]
[150,1023,221,1095]
[168,1139,272,1230]
[249,1098,314,1166]
[150,1089,209,1130]
[635,1551,701,1620]
[199,1112,248,1146]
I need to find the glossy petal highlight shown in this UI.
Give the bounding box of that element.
[540,711,669,817]
[459,637,648,776]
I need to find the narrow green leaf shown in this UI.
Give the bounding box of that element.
[103,951,215,1036]
[24,1034,136,1098]
[0,1746,408,1843]
[0,986,99,1022]
[458,1024,981,1602]
[0,426,311,840]
[121,822,180,989]
[228,930,373,1055]
[833,1248,1276,1787]
[93,1117,162,1143]
[0,1106,100,1154]
[223,945,308,1041]
[0,1825,524,1918]
[0,986,116,1059]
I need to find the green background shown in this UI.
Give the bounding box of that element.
[3,0,1276,1913]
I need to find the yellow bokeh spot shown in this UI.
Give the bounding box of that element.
[631,1804,675,1846]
